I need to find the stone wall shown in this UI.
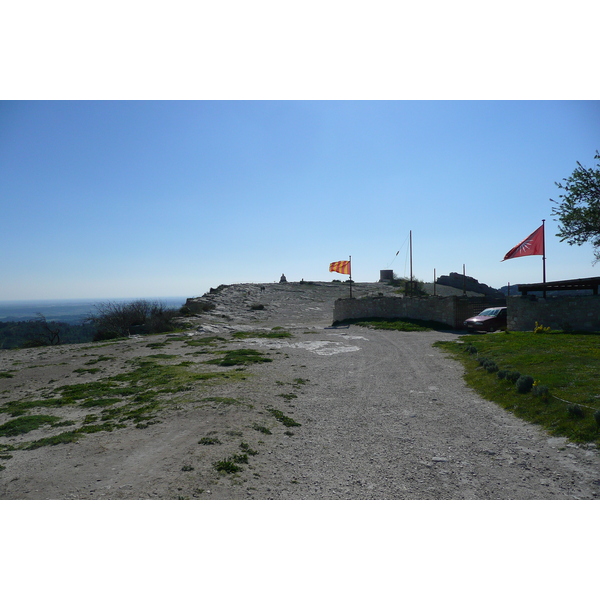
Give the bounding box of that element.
[333,296,498,329]
[507,295,600,332]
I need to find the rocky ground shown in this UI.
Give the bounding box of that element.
[1,281,598,500]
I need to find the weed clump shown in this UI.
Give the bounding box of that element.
[516,375,534,394]
[252,424,272,435]
[240,442,258,455]
[213,459,243,474]
[199,437,221,445]
[267,408,301,427]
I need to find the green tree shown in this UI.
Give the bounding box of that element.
[551,152,600,263]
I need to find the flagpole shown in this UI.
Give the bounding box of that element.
[349,255,352,299]
[542,219,546,298]
[542,219,546,283]
[409,230,413,297]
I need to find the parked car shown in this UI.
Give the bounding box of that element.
[463,307,507,332]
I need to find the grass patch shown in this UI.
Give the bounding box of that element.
[267,408,301,427]
[3,355,245,449]
[199,437,221,445]
[0,415,60,437]
[84,356,115,365]
[240,442,258,455]
[184,336,226,347]
[233,330,292,339]
[435,332,600,445]
[252,423,272,435]
[206,349,272,367]
[0,371,15,378]
[213,459,243,474]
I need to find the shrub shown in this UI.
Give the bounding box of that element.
[532,382,550,401]
[486,362,499,373]
[506,371,521,383]
[594,410,600,430]
[89,299,182,340]
[533,322,552,334]
[567,404,585,419]
[516,375,534,393]
[497,370,508,380]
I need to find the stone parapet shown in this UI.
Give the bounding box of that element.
[507,295,600,332]
[333,295,499,329]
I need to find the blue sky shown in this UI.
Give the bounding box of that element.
[1,100,598,300]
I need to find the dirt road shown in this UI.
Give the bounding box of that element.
[1,282,598,499]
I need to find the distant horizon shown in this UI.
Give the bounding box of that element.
[0,295,190,305]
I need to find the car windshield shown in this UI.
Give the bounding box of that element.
[480,308,501,316]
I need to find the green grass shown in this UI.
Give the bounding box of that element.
[233,329,292,339]
[342,317,451,331]
[213,459,243,474]
[199,436,221,445]
[206,349,273,367]
[184,336,226,347]
[1,355,248,449]
[0,415,60,437]
[84,356,115,365]
[267,408,301,427]
[0,371,15,378]
[435,332,600,445]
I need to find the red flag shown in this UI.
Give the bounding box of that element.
[502,225,544,261]
[329,260,351,275]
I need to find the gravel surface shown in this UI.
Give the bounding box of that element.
[1,281,599,500]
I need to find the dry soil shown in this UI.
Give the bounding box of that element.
[1,282,599,500]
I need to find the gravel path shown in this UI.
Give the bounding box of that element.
[1,281,598,499]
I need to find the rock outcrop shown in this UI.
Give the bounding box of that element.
[436,272,504,299]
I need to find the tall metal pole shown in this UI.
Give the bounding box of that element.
[433,268,436,296]
[349,255,353,299]
[542,219,547,298]
[463,264,466,296]
[409,230,413,297]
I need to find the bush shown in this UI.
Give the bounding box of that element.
[532,383,550,400]
[516,375,534,393]
[505,371,521,383]
[89,300,182,340]
[567,404,585,419]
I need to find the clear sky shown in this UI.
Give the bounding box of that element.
[1,100,598,300]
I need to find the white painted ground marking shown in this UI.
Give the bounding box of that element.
[243,338,362,356]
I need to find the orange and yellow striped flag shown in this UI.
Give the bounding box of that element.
[329,260,351,275]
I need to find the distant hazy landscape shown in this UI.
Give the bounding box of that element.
[0,297,187,324]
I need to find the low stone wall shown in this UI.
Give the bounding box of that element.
[507,295,600,332]
[333,295,497,329]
